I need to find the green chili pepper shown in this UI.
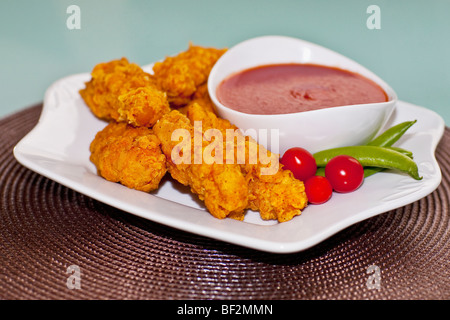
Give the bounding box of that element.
[367,120,417,147]
[313,146,422,180]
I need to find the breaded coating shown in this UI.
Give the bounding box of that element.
[185,103,308,223]
[80,58,170,127]
[117,86,170,128]
[81,45,306,223]
[244,149,308,222]
[90,122,167,192]
[189,83,217,113]
[152,44,227,106]
[178,83,217,116]
[153,110,249,220]
[185,100,237,134]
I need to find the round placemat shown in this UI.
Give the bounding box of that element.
[0,104,449,300]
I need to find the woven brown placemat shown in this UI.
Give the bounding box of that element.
[0,104,449,300]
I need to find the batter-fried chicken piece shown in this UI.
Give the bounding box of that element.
[90,122,167,192]
[185,103,308,223]
[178,83,217,116]
[244,151,308,222]
[80,58,170,127]
[153,110,248,220]
[117,86,170,128]
[189,83,217,113]
[152,44,227,107]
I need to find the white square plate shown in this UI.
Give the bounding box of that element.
[13,67,445,253]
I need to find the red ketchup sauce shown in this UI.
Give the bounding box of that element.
[216,63,388,115]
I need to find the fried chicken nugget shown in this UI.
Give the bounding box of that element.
[178,83,217,116]
[184,103,308,223]
[90,122,167,192]
[80,58,170,127]
[153,110,248,220]
[152,44,227,107]
[244,154,308,222]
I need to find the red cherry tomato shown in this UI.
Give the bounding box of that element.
[304,176,333,204]
[281,147,317,181]
[325,155,364,193]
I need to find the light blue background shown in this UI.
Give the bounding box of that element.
[1,0,449,124]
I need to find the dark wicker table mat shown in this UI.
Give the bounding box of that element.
[1,104,449,300]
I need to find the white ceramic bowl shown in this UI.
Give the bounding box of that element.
[208,35,397,155]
